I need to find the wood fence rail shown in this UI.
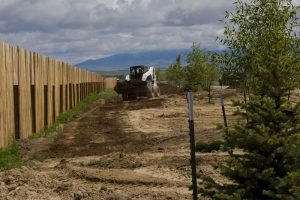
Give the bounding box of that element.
[0,42,106,148]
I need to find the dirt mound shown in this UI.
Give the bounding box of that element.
[0,167,132,200]
[81,153,143,169]
[158,83,181,95]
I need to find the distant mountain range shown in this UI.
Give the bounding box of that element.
[76,49,189,71]
[76,48,225,71]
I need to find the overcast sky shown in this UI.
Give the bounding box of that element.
[0,0,299,64]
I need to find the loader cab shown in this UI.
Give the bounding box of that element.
[129,65,148,80]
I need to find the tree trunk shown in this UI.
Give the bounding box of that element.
[243,82,247,105]
[243,89,247,105]
[208,83,211,104]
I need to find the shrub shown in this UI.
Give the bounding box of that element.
[196,141,223,153]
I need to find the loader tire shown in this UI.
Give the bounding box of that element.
[122,93,128,101]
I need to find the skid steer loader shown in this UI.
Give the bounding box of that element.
[114,65,160,101]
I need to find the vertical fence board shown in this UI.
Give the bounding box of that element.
[29,51,36,133]
[30,52,35,85]
[74,67,78,106]
[35,53,44,133]
[54,60,60,118]
[41,55,46,128]
[5,44,15,143]
[12,46,19,85]
[0,43,6,148]
[19,48,32,138]
[47,57,54,126]
[2,44,9,147]
[62,63,65,113]
[66,65,70,110]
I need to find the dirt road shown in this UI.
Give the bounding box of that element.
[0,88,238,200]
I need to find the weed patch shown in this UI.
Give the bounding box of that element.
[0,142,23,171]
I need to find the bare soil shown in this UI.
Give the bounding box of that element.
[0,86,240,200]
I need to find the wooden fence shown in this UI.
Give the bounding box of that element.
[0,42,106,148]
[104,77,117,90]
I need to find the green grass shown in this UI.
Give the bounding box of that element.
[30,89,117,139]
[57,89,117,123]
[0,142,23,171]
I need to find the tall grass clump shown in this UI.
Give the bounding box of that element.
[0,142,23,171]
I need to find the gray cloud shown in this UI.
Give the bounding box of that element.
[165,1,233,26]
[5,0,296,64]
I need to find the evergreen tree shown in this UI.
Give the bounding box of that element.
[200,0,300,199]
[201,97,300,199]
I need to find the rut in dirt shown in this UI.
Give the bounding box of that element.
[39,98,166,159]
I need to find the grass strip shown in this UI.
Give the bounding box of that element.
[0,142,23,172]
[30,89,117,138]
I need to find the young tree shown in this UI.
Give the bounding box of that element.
[204,58,220,103]
[201,0,300,199]
[185,44,220,101]
[155,67,165,81]
[185,43,207,91]
[166,55,184,87]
